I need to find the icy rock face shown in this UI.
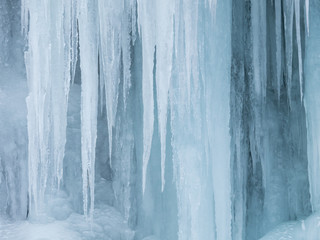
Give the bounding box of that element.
[0,0,23,67]
[0,0,10,65]
[0,0,28,220]
[304,0,320,213]
[231,0,311,239]
[0,67,28,220]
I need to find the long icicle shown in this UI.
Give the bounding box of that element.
[78,0,99,219]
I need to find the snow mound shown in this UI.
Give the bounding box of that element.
[260,212,320,240]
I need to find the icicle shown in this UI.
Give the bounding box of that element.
[24,0,52,214]
[251,0,267,100]
[155,0,174,192]
[295,0,303,101]
[207,0,217,15]
[130,0,137,43]
[70,1,78,84]
[77,0,99,219]
[283,0,294,107]
[306,0,309,35]
[21,0,29,36]
[98,0,122,166]
[122,0,133,107]
[50,0,65,189]
[183,0,199,108]
[137,0,156,193]
[275,0,282,102]
[209,0,232,238]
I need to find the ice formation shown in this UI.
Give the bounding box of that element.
[0,0,319,239]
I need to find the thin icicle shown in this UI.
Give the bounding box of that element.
[283,0,294,107]
[156,0,174,192]
[137,0,156,193]
[70,1,78,84]
[294,0,303,101]
[78,0,99,219]
[183,0,199,109]
[50,0,66,189]
[98,0,122,166]
[130,0,137,43]
[251,0,267,100]
[275,0,282,102]
[207,0,217,14]
[122,0,133,107]
[306,0,309,35]
[21,0,29,36]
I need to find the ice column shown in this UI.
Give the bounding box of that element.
[98,0,136,222]
[275,0,282,101]
[170,0,232,239]
[155,0,174,192]
[209,1,232,239]
[138,0,174,193]
[77,0,99,219]
[251,0,267,101]
[98,0,121,164]
[137,0,156,193]
[24,0,75,214]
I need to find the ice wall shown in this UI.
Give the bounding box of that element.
[0,0,10,65]
[1,0,319,239]
[304,0,320,212]
[0,0,28,220]
[22,0,233,236]
[231,0,311,239]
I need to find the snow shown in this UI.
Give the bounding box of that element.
[260,212,320,240]
[0,204,134,240]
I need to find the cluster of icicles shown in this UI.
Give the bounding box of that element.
[21,0,309,239]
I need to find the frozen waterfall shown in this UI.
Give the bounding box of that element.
[0,0,320,239]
